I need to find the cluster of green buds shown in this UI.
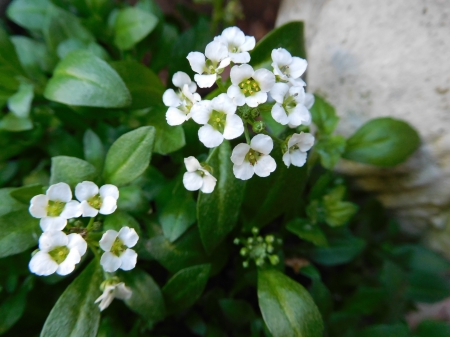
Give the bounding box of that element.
[234,227,282,267]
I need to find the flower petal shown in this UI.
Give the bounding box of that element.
[119,249,138,271]
[288,57,308,79]
[221,26,246,46]
[251,134,273,155]
[99,184,119,200]
[212,94,236,115]
[227,85,246,106]
[241,36,256,52]
[99,196,117,215]
[183,172,203,191]
[290,150,308,167]
[114,283,133,300]
[205,41,228,63]
[230,52,250,64]
[191,101,212,124]
[200,175,217,194]
[39,230,68,252]
[40,217,67,232]
[253,68,275,92]
[245,91,267,107]
[282,152,291,167]
[187,51,205,74]
[230,64,253,85]
[29,252,58,276]
[118,227,139,248]
[254,155,277,177]
[166,107,188,126]
[67,233,87,256]
[99,230,118,252]
[60,200,81,219]
[57,249,80,275]
[198,124,224,148]
[304,93,315,109]
[231,143,250,165]
[47,182,72,202]
[271,48,292,67]
[75,181,98,201]
[29,194,48,218]
[289,85,306,104]
[162,88,181,107]
[233,162,254,180]
[270,82,289,103]
[100,252,122,272]
[80,200,98,217]
[194,74,217,88]
[271,103,289,125]
[184,156,201,172]
[223,114,244,140]
[172,71,192,89]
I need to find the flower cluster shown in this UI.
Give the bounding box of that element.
[29,181,138,311]
[163,26,316,192]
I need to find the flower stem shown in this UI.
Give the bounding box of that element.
[215,78,226,93]
[244,124,251,144]
[206,146,219,163]
[86,217,95,231]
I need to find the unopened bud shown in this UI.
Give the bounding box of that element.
[250,108,260,118]
[251,227,259,235]
[252,121,265,133]
[265,235,274,244]
[240,247,248,256]
[269,255,280,265]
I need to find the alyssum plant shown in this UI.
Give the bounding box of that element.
[0,0,424,336]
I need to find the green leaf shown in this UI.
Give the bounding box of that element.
[406,270,450,303]
[415,321,450,337]
[257,269,324,337]
[0,209,40,258]
[50,156,97,188]
[9,184,44,204]
[110,60,164,109]
[309,95,339,135]
[7,0,53,31]
[7,82,34,118]
[41,260,103,337]
[159,194,196,242]
[0,188,25,217]
[148,23,179,72]
[309,235,366,266]
[309,280,333,319]
[162,264,211,313]
[11,36,54,79]
[250,21,306,70]
[0,277,32,334]
[83,129,105,173]
[0,26,26,77]
[315,135,346,169]
[57,39,110,61]
[0,113,33,132]
[113,7,158,50]
[122,269,166,324]
[145,106,185,155]
[103,211,141,237]
[147,227,209,273]
[322,185,358,227]
[103,126,155,186]
[197,141,246,254]
[343,117,421,167]
[286,218,328,247]
[359,324,409,337]
[44,50,131,108]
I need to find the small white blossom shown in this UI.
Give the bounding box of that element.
[227,64,275,107]
[270,83,312,127]
[75,181,119,217]
[283,132,315,168]
[163,72,201,126]
[29,182,81,232]
[187,41,230,88]
[29,230,87,276]
[231,134,277,180]
[191,93,244,148]
[95,280,132,311]
[183,157,217,193]
[271,48,307,86]
[214,26,255,64]
[99,227,138,272]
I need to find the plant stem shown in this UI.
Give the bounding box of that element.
[86,217,95,231]
[206,146,219,162]
[211,0,224,34]
[244,124,251,144]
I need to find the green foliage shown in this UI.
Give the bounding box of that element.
[50,156,97,188]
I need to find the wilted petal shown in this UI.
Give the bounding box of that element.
[251,134,273,155]
[29,252,58,276]
[47,182,72,203]
[114,283,133,300]
[100,252,122,272]
[119,249,138,271]
[254,155,277,177]
[198,124,224,148]
[231,143,250,165]
[233,162,254,180]
[183,172,203,191]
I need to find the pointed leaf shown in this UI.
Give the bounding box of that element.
[50,156,97,189]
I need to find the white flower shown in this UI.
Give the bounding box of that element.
[214,26,255,64]
[282,132,315,168]
[230,134,277,180]
[270,82,312,127]
[99,227,138,272]
[227,64,275,107]
[29,231,87,276]
[183,157,217,193]
[163,72,201,126]
[95,281,132,311]
[191,93,244,148]
[271,48,308,86]
[29,182,81,232]
[75,181,119,217]
[187,41,230,88]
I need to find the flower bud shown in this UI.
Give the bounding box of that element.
[252,121,265,133]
